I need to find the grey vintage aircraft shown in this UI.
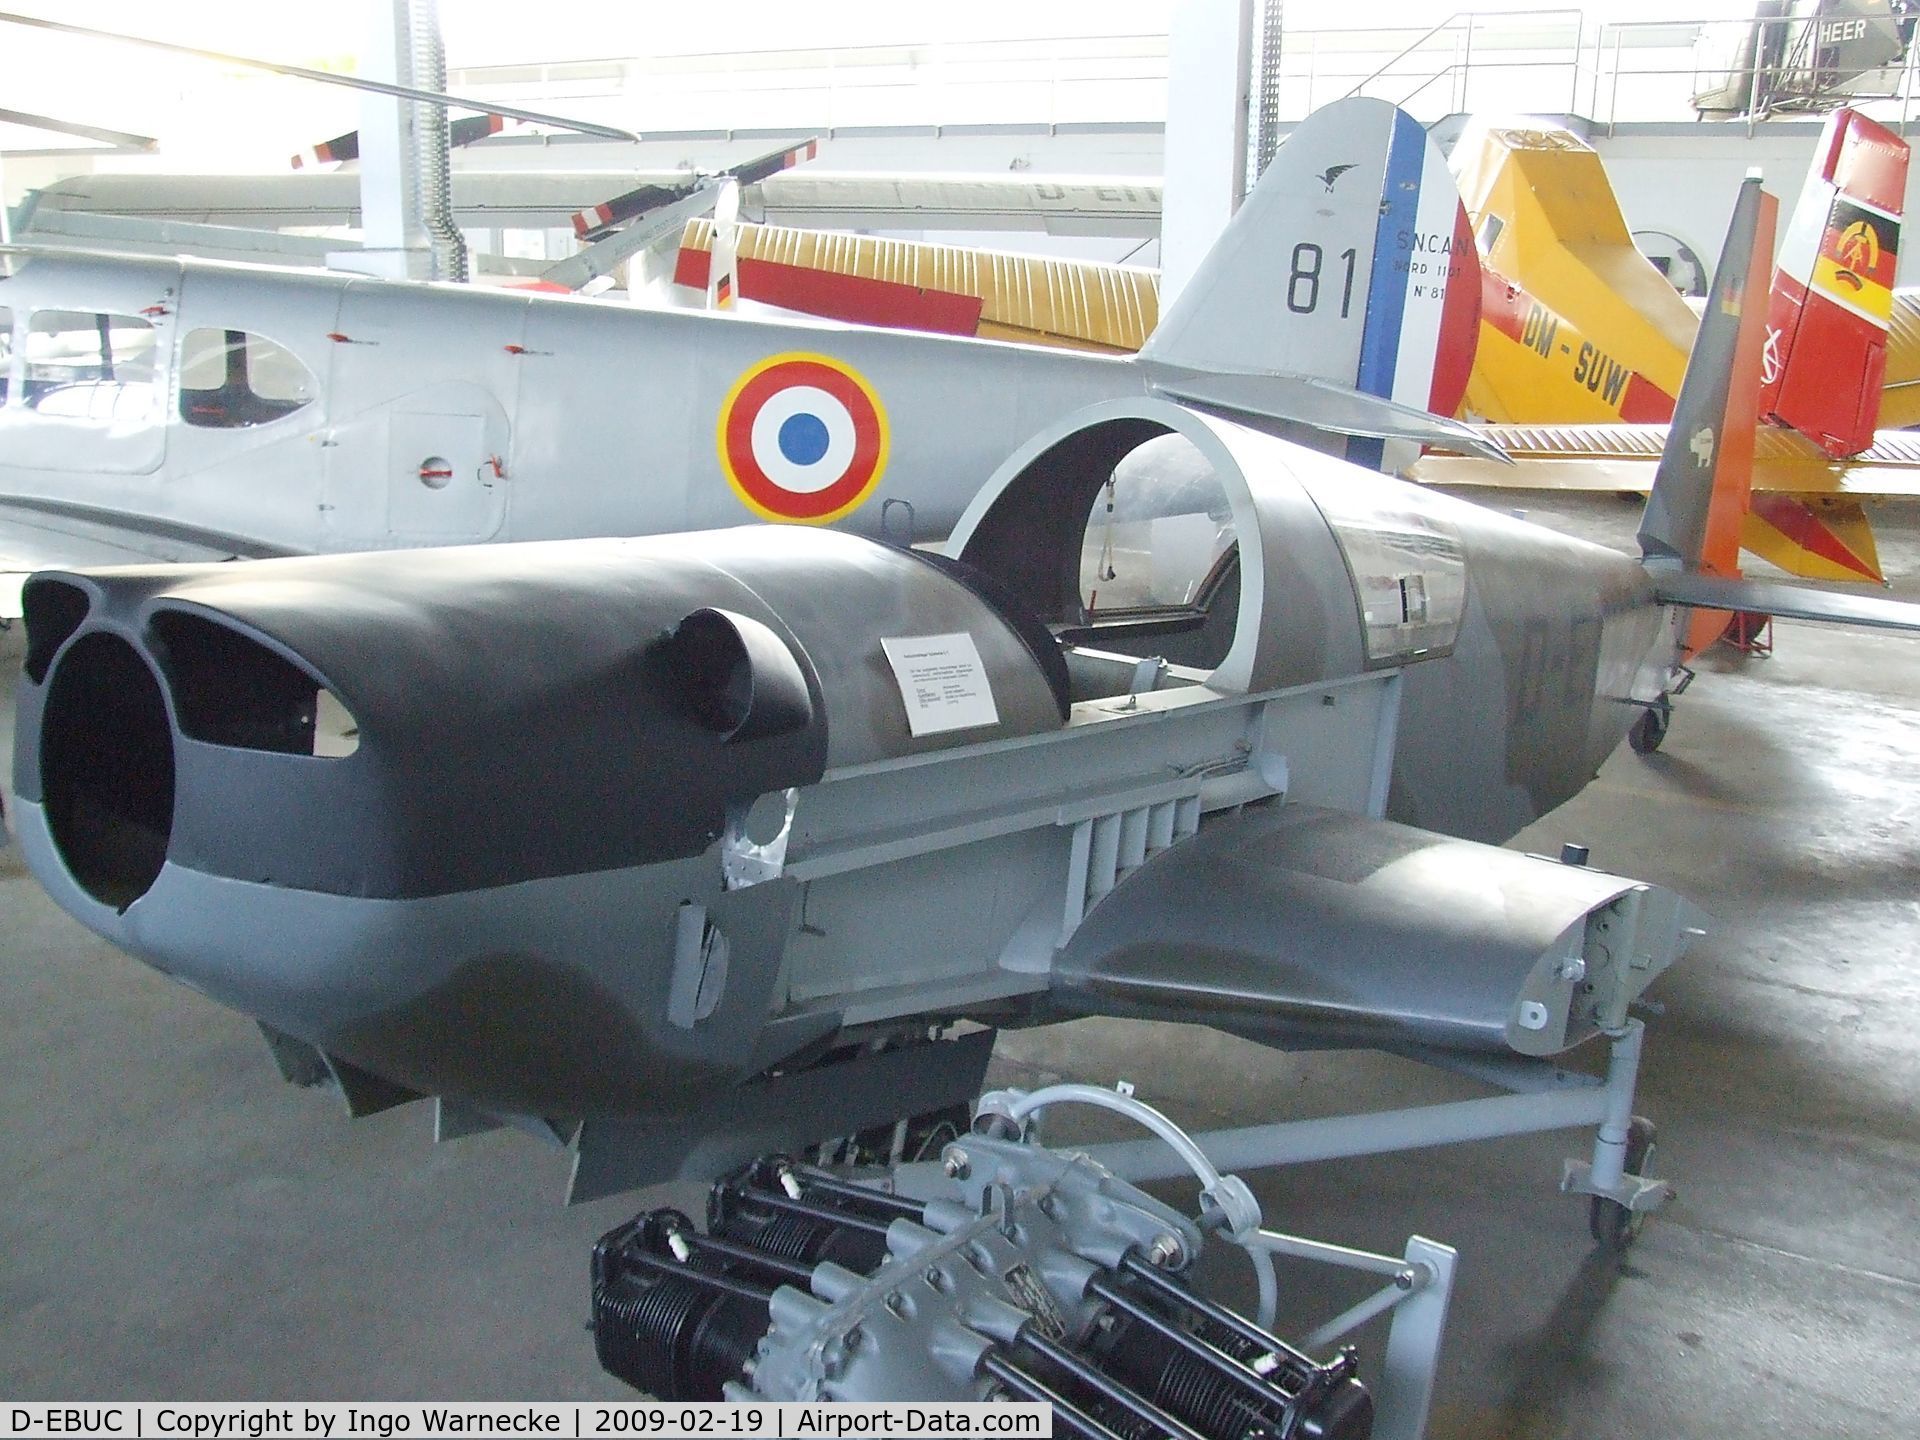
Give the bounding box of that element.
[0,96,1495,618]
[13,168,1920,1233]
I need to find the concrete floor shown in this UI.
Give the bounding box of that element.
[2,498,1917,1433]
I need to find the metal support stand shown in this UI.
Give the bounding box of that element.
[1079,1022,1671,1231]
[1559,1020,1670,1216]
[1721,610,1774,656]
[1377,1238,1456,1440]
[1244,1229,1457,1440]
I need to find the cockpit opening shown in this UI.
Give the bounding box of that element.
[953,419,1242,702]
[1068,432,1241,673]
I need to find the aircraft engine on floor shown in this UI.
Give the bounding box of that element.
[591,1126,1379,1438]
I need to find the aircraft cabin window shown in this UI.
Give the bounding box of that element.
[22,310,158,425]
[1079,436,1236,617]
[178,327,317,428]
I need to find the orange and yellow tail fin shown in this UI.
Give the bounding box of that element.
[1639,175,1778,654]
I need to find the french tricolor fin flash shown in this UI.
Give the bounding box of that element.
[1758,107,1908,457]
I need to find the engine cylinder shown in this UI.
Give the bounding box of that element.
[591,1147,1372,1440]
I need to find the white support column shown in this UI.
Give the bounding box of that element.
[1160,0,1254,307]
[338,0,426,278]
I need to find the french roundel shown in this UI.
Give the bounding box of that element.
[717,353,890,523]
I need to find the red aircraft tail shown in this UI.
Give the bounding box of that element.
[1757,107,1909,457]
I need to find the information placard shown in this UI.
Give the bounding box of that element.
[880,633,1000,737]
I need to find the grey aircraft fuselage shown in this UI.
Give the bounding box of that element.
[0,96,1503,609]
[954,405,1673,850]
[0,250,1134,569]
[0,90,1512,610]
[3,81,1697,1149]
[9,399,1680,1141]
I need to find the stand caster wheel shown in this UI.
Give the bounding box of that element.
[1590,1115,1657,1249]
[1629,704,1670,755]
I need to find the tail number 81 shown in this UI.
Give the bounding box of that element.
[1286,243,1359,318]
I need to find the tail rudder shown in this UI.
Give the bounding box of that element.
[1450,116,1699,409]
[1640,175,1778,579]
[708,180,740,310]
[1758,107,1908,456]
[1348,106,1480,469]
[1141,97,1479,465]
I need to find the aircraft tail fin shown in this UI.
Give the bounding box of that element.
[709,180,740,310]
[1449,118,1699,423]
[1638,175,1777,576]
[1140,97,1480,468]
[1757,107,1908,456]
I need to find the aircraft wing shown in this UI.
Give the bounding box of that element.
[1412,423,1920,498]
[1881,377,1920,429]
[1048,802,1695,1059]
[1411,422,1920,584]
[0,507,260,618]
[1877,291,1920,428]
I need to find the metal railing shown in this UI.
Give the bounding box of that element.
[451,32,1174,135]
[1332,10,1586,117]
[441,11,1920,138]
[1588,14,1920,136]
[1283,9,1920,134]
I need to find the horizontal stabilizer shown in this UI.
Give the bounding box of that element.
[1145,365,1511,464]
[1650,572,1920,632]
[1419,420,1920,491]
